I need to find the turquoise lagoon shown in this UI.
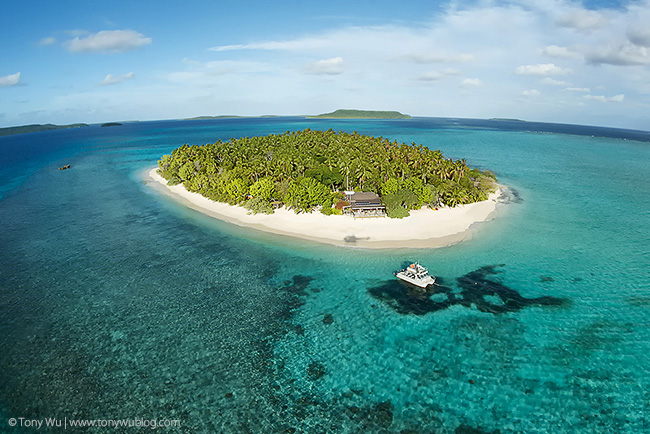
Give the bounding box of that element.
[1,117,649,433]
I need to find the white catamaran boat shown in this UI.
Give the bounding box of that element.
[395,262,436,288]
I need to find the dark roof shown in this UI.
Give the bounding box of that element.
[350,192,383,210]
[350,192,380,202]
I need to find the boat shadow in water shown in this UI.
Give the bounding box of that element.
[369,264,570,316]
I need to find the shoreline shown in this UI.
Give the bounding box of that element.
[146,168,502,249]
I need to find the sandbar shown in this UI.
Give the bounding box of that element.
[146,168,502,249]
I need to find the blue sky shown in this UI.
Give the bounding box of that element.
[1,0,649,129]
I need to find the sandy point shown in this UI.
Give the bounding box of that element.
[146,168,503,249]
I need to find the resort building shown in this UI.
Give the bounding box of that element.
[344,192,386,218]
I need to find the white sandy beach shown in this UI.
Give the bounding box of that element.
[147,168,501,248]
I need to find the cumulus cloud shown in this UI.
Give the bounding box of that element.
[557,9,608,32]
[306,57,344,75]
[515,63,572,76]
[99,72,135,86]
[521,89,540,96]
[584,94,624,103]
[540,45,579,59]
[628,27,650,48]
[460,78,482,87]
[586,43,650,66]
[564,87,590,93]
[0,72,21,87]
[66,30,151,53]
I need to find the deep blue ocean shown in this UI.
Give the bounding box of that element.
[1,117,649,433]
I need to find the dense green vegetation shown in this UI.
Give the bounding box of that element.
[0,123,88,137]
[101,122,123,127]
[157,129,497,217]
[309,109,411,119]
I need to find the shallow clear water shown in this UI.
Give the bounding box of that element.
[1,118,649,433]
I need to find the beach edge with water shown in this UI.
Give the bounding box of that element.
[146,167,501,248]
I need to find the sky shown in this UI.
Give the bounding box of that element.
[1,0,649,130]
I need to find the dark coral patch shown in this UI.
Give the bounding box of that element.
[307,361,326,380]
[456,265,569,314]
[367,277,456,315]
[369,265,569,316]
[277,275,313,321]
[626,296,650,307]
[284,275,312,295]
[343,400,395,431]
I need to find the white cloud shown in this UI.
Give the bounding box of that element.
[521,89,540,96]
[66,30,151,53]
[557,9,608,32]
[564,87,590,93]
[99,72,135,86]
[306,57,345,75]
[515,63,572,76]
[542,77,570,86]
[460,78,482,87]
[586,43,650,66]
[628,26,650,48]
[0,72,21,87]
[540,45,579,59]
[584,94,625,103]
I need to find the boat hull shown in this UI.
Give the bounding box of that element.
[396,272,435,288]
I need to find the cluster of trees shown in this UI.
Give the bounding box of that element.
[309,109,411,119]
[157,129,497,217]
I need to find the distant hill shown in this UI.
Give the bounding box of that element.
[0,123,89,137]
[101,122,123,127]
[309,109,411,119]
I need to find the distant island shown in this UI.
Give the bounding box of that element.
[0,123,89,137]
[309,109,412,119]
[101,122,123,127]
[157,129,496,218]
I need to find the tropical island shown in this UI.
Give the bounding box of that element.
[0,123,89,137]
[309,109,412,119]
[151,129,501,248]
